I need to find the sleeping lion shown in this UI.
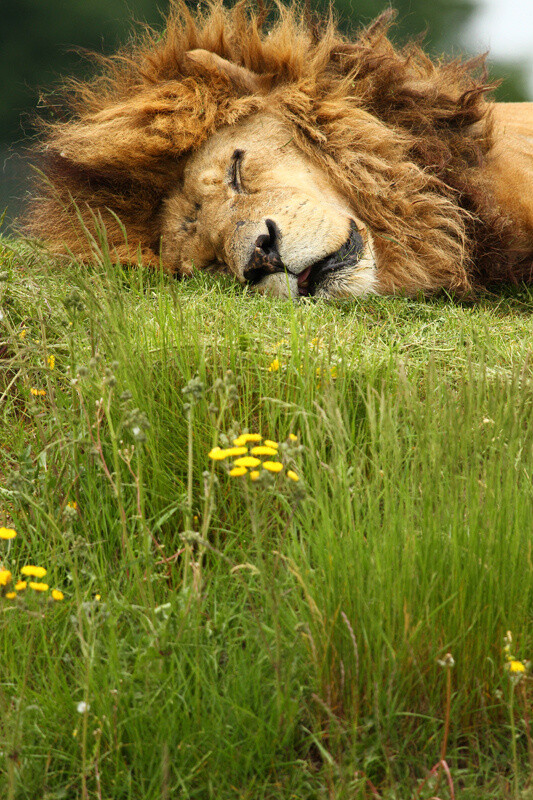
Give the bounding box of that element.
[28,1,533,299]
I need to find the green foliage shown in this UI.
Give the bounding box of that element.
[329,0,476,51]
[1,0,169,144]
[0,234,532,798]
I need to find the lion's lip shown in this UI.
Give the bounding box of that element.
[301,221,365,297]
[297,265,313,295]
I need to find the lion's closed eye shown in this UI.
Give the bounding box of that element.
[229,149,245,193]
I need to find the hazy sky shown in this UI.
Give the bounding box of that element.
[465,0,533,95]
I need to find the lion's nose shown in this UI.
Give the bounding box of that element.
[243,219,285,284]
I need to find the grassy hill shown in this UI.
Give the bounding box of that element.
[0,234,532,799]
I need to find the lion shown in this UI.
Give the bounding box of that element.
[26,1,533,299]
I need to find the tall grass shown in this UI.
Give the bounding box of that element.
[0,234,532,798]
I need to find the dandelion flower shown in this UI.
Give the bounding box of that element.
[51,589,64,601]
[263,461,283,473]
[233,434,262,446]
[286,470,300,482]
[229,466,247,477]
[0,527,17,540]
[21,565,47,578]
[208,447,228,461]
[249,471,261,481]
[0,570,12,586]
[250,446,278,456]
[5,592,16,600]
[221,447,248,457]
[508,660,526,674]
[233,456,261,468]
[209,446,248,460]
[15,581,27,591]
[29,582,49,592]
[263,440,279,449]
[47,354,55,370]
[268,358,280,372]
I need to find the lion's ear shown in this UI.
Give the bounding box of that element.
[185,49,269,92]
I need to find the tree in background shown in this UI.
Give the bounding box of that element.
[333,0,476,51]
[1,0,170,146]
[329,0,529,101]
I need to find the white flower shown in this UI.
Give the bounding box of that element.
[77,701,90,714]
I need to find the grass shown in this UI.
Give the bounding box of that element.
[0,232,532,799]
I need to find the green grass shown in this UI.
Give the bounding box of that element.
[0,233,532,799]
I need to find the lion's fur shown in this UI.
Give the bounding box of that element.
[27,1,531,294]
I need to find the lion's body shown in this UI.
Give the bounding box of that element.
[27,2,533,299]
[484,104,533,261]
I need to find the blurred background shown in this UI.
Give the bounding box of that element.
[2,0,531,229]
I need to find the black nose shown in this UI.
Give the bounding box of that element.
[243,219,285,284]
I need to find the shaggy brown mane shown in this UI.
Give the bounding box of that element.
[27,0,522,293]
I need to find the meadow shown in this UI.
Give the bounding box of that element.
[0,232,532,799]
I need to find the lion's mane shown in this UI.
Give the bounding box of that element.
[27,1,522,293]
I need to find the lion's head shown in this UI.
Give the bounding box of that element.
[161,111,376,299]
[27,1,516,298]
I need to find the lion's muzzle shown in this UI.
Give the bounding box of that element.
[243,219,366,297]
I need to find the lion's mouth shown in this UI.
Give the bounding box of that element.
[297,221,365,297]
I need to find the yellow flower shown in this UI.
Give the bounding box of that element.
[19,328,27,339]
[508,660,526,674]
[0,570,12,586]
[208,447,227,460]
[286,470,300,482]
[250,446,278,456]
[229,466,247,477]
[263,440,279,449]
[233,434,262,446]
[0,527,17,540]
[5,592,16,600]
[29,582,49,592]
[51,589,64,601]
[21,565,47,578]
[288,433,298,441]
[30,388,46,397]
[15,581,27,591]
[263,461,283,473]
[209,446,248,460]
[249,470,260,481]
[67,500,77,510]
[47,354,55,370]
[233,456,261,468]
[268,358,280,372]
